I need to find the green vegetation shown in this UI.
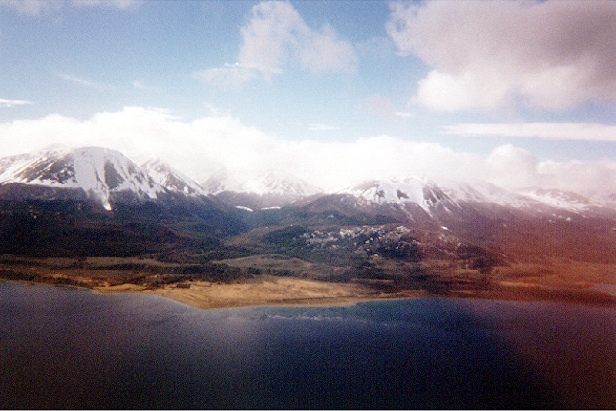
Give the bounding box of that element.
[1,198,614,305]
[0,199,241,257]
[0,255,257,289]
[0,198,504,296]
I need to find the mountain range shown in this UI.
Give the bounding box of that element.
[1,146,615,264]
[1,146,613,214]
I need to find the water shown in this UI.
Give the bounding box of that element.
[1,281,614,409]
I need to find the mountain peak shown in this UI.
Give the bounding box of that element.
[204,169,322,197]
[340,177,458,216]
[202,169,323,209]
[2,146,615,216]
[141,157,206,196]
[515,187,591,211]
[0,146,162,210]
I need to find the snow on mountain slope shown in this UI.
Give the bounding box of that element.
[1,146,613,216]
[202,168,234,194]
[239,171,322,197]
[340,177,460,216]
[339,177,615,219]
[0,147,163,210]
[204,169,321,197]
[203,169,324,209]
[440,181,538,208]
[514,187,592,212]
[141,158,206,196]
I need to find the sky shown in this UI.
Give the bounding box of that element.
[1,0,616,198]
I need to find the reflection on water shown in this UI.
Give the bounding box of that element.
[1,281,614,409]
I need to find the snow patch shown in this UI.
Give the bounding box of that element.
[0,147,165,209]
[339,177,458,216]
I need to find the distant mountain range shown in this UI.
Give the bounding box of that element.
[1,146,613,215]
[1,146,615,263]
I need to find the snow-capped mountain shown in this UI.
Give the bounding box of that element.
[333,177,616,223]
[0,147,164,210]
[441,181,603,214]
[514,187,592,212]
[1,146,614,218]
[141,158,206,196]
[204,169,321,197]
[2,146,616,264]
[439,181,532,206]
[241,171,321,198]
[202,168,233,194]
[204,169,323,209]
[340,177,461,216]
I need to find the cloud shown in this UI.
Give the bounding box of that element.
[197,1,357,84]
[362,94,414,120]
[1,107,615,198]
[0,0,59,15]
[0,99,33,107]
[0,0,141,15]
[193,63,258,88]
[363,95,396,118]
[71,0,142,10]
[445,123,616,142]
[132,80,159,92]
[386,0,616,112]
[486,144,541,189]
[295,22,357,74]
[57,73,100,88]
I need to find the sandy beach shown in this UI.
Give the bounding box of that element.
[90,276,616,310]
[3,255,615,310]
[94,276,431,309]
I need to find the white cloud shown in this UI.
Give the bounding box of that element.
[71,0,142,10]
[237,1,304,77]
[193,63,258,87]
[386,0,616,112]
[0,99,33,107]
[0,0,141,15]
[445,123,616,142]
[363,94,397,118]
[361,95,415,122]
[486,144,541,189]
[0,0,59,15]
[132,80,159,92]
[296,23,357,74]
[1,107,615,198]
[57,73,104,89]
[197,1,356,84]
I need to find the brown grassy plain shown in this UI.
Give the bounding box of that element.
[1,254,615,309]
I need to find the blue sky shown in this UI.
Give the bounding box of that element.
[1,0,616,196]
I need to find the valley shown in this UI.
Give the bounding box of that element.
[0,146,615,309]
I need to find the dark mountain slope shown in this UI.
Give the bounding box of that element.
[0,198,246,257]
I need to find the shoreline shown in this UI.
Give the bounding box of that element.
[4,276,614,311]
[93,278,433,310]
[2,254,616,310]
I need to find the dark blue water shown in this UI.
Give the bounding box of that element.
[1,281,614,409]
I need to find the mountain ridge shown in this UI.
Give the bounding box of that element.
[2,146,615,217]
[0,147,165,210]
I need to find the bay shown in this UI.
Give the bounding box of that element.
[1,280,614,409]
